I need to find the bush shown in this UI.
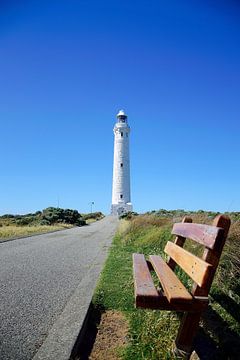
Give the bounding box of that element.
[83,212,104,221]
[119,211,138,220]
[15,217,36,226]
[40,219,51,226]
[41,207,86,226]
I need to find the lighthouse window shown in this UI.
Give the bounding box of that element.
[121,132,123,137]
[120,163,123,167]
[120,194,123,199]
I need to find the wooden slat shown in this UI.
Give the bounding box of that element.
[172,222,224,249]
[174,215,231,354]
[133,253,207,311]
[164,242,212,287]
[168,216,192,270]
[192,214,231,296]
[149,255,193,304]
[135,292,208,311]
[133,253,159,307]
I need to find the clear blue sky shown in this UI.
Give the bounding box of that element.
[1,0,240,215]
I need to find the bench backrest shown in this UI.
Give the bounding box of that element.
[166,215,231,297]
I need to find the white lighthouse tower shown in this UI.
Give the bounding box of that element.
[111,110,132,215]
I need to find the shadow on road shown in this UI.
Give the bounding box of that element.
[70,302,103,360]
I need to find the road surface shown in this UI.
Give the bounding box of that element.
[0,216,118,360]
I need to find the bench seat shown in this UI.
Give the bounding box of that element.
[133,253,208,312]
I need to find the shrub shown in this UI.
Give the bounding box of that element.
[15,217,36,226]
[83,212,104,221]
[41,207,86,226]
[119,211,138,220]
[40,219,51,226]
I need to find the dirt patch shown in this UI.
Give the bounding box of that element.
[89,310,129,360]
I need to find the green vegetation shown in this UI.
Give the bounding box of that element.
[92,211,240,359]
[41,207,86,226]
[0,207,104,239]
[82,211,105,224]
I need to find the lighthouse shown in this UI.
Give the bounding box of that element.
[111,110,132,215]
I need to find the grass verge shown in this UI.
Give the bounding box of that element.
[91,214,240,359]
[0,224,72,240]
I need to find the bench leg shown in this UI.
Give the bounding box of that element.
[173,311,201,359]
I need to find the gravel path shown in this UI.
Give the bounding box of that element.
[0,216,118,360]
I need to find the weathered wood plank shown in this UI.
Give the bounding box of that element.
[133,253,159,305]
[136,292,208,311]
[175,311,202,354]
[168,216,192,270]
[165,241,212,287]
[192,214,231,296]
[175,215,231,354]
[172,222,224,249]
[133,214,231,356]
[133,254,207,310]
[149,255,193,304]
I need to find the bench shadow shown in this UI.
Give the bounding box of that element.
[70,302,103,360]
[233,283,240,296]
[69,292,240,359]
[211,291,240,324]
[193,304,240,360]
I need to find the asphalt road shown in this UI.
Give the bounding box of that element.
[0,216,118,360]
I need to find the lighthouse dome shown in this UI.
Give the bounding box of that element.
[117,109,128,123]
[117,110,126,117]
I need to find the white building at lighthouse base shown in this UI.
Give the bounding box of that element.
[111,202,132,216]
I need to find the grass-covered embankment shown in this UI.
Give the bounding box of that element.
[0,224,73,240]
[92,212,240,359]
[0,208,104,240]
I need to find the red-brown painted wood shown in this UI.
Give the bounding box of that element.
[133,253,159,307]
[132,214,231,358]
[149,255,193,304]
[192,214,231,296]
[172,222,224,249]
[175,215,231,356]
[136,293,208,311]
[164,242,212,287]
[133,253,208,311]
[168,216,192,270]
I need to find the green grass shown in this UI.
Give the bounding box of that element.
[92,214,240,359]
[93,216,181,359]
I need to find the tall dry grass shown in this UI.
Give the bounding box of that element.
[120,214,172,250]
[214,220,240,295]
[0,224,72,240]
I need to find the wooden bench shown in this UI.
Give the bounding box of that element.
[132,214,231,358]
